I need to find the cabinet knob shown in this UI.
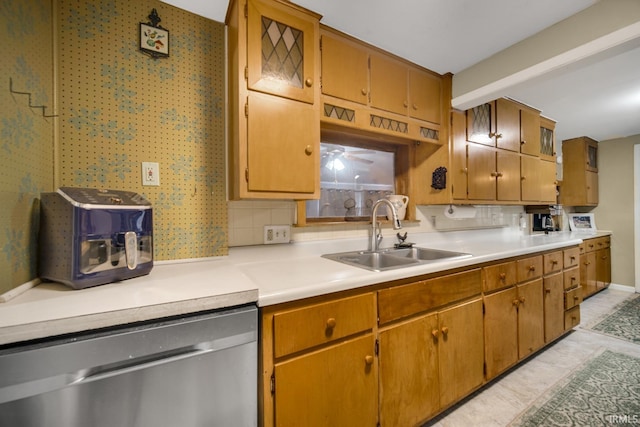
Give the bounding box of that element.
[551,260,558,265]
[545,288,551,294]
[441,326,449,335]
[528,265,536,271]
[489,132,503,139]
[519,296,526,304]
[403,101,408,108]
[570,276,577,282]
[361,88,367,96]
[326,317,337,329]
[305,78,313,87]
[431,329,439,338]
[305,145,313,156]
[574,295,579,301]
[521,140,527,145]
[365,355,374,365]
[412,103,418,110]
[521,176,527,181]
[499,272,506,281]
[491,171,498,177]
[512,299,520,307]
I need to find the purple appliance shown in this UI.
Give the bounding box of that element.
[39,187,153,289]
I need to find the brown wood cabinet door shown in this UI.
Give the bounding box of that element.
[520,108,541,156]
[517,279,544,359]
[408,68,442,124]
[246,0,317,104]
[581,252,597,297]
[543,273,564,343]
[467,143,496,200]
[274,334,377,427]
[520,155,540,202]
[496,150,520,201]
[379,313,440,426]
[596,247,611,289]
[484,287,518,379]
[320,32,368,104]
[369,53,408,116]
[451,111,468,200]
[539,159,558,204]
[495,98,520,152]
[467,102,496,145]
[586,171,599,205]
[438,299,484,408]
[247,91,318,195]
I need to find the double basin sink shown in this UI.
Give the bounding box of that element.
[322,246,472,272]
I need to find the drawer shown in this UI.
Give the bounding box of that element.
[563,247,580,269]
[595,236,610,250]
[543,251,563,275]
[273,293,374,357]
[564,306,580,330]
[563,267,580,290]
[482,261,517,293]
[564,287,583,310]
[378,269,482,325]
[584,238,597,253]
[516,255,543,282]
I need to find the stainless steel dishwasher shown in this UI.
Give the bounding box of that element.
[0,304,257,427]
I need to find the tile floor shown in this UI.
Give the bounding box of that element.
[427,286,639,427]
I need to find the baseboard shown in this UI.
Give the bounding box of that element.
[608,283,636,293]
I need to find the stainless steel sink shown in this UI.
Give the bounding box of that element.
[322,247,471,272]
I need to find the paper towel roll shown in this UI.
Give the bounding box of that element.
[444,205,477,219]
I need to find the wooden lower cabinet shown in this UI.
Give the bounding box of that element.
[580,236,611,298]
[274,334,377,427]
[261,246,585,426]
[543,272,565,343]
[379,299,484,426]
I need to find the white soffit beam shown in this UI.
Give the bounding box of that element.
[452,0,640,110]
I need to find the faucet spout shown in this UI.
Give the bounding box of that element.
[370,199,402,251]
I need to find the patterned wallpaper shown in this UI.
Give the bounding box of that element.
[0,0,54,294]
[0,0,228,294]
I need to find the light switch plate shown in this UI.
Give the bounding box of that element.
[142,162,160,186]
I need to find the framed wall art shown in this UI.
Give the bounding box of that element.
[140,9,169,58]
[567,213,597,232]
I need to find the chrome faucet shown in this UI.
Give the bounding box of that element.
[370,199,402,251]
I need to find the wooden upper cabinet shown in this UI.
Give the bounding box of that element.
[408,68,442,124]
[495,98,521,152]
[320,31,368,104]
[539,117,556,162]
[246,0,318,104]
[520,155,540,202]
[451,110,468,200]
[539,159,558,204]
[247,91,318,194]
[520,107,541,156]
[466,102,496,145]
[467,143,497,201]
[561,136,599,206]
[369,53,408,116]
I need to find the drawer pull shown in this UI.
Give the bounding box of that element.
[431,329,439,338]
[512,299,520,307]
[441,326,449,335]
[551,260,558,264]
[574,295,579,301]
[499,273,506,281]
[545,288,551,294]
[364,355,374,365]
[528,265,536,271]
[326,318,337,329]
[519,296,526,304]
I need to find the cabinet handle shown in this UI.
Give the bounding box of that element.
[570,276,577,283]
[519,296,526,304]
[545,288,551,294]
[496,172,503,177]
[462,167,468,174]
[499,273,506,281]
[364,355,374,365]
[361,88,367,96]
[551,260,558,265]
[431,329,439,338]
[403,101,408,108]
[304,145,313,156]
[512,299,520,307]
[326,317,337,329]
[574,295,579,301]
[441,326,449,335]
[489,132,503,139]
[528,265,536,271]
[305,78,313,87]
[521,176,527,181]
[521,140,527,145]
[412,103,418,110]
[491,171,498,177]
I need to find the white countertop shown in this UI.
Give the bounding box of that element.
[0,228,609,346]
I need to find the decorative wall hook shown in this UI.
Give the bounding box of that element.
[139,9,170,59]
[9,77,58,118]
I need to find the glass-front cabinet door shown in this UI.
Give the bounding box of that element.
[246,0,317,104]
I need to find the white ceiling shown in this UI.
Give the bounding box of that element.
[161,0,640,143]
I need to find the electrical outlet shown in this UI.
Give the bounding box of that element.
[142,162,160,186]
[264,225,291,244]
